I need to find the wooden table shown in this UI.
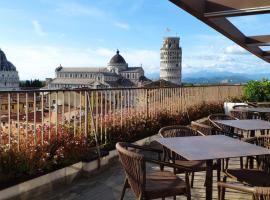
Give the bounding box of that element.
[215,119,270,137]
[155,135,270,200]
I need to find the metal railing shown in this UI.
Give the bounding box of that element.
[0,85,244,150]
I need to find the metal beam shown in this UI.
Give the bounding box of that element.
[246,35,270,46]
[205,0,270,18]
[170,0,270,64]
[263,51,270,58]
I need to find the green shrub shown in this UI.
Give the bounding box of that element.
[243,79,270,102]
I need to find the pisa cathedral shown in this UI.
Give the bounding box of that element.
[160,37,182,85]
[47,50,150,89]
[0,49,20,90]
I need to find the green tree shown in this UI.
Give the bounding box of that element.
[243,79,270,102]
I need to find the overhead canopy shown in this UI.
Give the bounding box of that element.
[170,0,270,63]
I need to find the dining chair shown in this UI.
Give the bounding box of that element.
[218,136,270,200]
[191,121,214,136]
[231,105,260,120]
[208,114,242,139]
[159,125,220,188]
[116,142,191,200]
[218,182,270,200]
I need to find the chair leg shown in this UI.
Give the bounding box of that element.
[120,178,129,200]
[185,172,191,200]
[220,176,227,200]
[190,172,195,188]
[217,161,221,198]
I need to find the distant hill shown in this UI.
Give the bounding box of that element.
[146,70,270,84]
[183,76,249,84]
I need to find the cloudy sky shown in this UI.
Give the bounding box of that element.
[0,0,270,80]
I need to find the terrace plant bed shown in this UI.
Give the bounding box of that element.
[0,102,224,193]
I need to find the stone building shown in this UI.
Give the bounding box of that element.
[160,37,182,85]
[47,50,150,89]
[0,49,20,90]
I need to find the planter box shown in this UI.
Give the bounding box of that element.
[0,134,159,199]
[224,102,247,115]
[0,162,82,200]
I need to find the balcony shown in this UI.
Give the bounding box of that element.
[0,85,246,199]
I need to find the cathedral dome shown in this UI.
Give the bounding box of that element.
[0,49,16,71]
[109,50,126,64]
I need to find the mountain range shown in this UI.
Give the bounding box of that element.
[146,71,270,84]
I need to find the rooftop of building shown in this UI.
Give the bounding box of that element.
[0,49,17,72]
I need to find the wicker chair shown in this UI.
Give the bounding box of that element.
[208,114,243,139]
[116,142,191,200]
[218,183,270,200]
[218,136,270,200]
[191,121,214,136]
[158,125,220,188]
[231,105,260,120]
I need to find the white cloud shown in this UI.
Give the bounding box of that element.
[32,20,46,36]
[113,21,130,30]
[2,45,159,80]
[224,45,248,55]
[55,2,104,17]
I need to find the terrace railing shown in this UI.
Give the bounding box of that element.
[0,85,244,150]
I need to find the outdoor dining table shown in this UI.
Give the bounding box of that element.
[155,135,270,200]
[234,107,270,120]
[214,119,270,137]
[236,107,270,113]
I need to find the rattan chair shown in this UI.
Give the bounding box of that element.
[218,136,270,200]
[116,142,191,200]
[231,105,260,120]
[158,125,220,188]
[218,182,270,200]
[191,121,214,136]
[208,114,243,139]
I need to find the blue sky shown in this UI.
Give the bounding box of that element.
[0,0,270,80]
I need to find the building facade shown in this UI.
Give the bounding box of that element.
[160,37,182,85]
[47,50,150,89]
[0,49,20,90]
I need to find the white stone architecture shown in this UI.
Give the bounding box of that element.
[47,50,150,89]
[160,37,182,85]
[0,49,20,90]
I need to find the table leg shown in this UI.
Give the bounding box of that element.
[206,160,213,200]
[250,130,255,137]
[217,159,221,198]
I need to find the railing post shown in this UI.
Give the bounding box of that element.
[146,89,149,118]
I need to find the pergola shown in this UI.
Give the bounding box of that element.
[170,0,270,63]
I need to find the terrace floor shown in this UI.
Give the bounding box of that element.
[14,142,252,200]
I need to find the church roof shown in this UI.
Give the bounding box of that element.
[0,49,17,71]
[56,66,108,73]
[50,78,95,85]
[121,67,143,73]
[109,50,126,64]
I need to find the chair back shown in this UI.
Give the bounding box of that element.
[208,114,237,132]
[159,125,203,161]
[232,105,260,119]
[253,137,270,174]
[191,121,213,135]
[159,125,204,138]
[253,187,270,200]
[233,105,252,109]
[116,142,145,198]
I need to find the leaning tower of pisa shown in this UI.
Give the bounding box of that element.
[160,37,182,85]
